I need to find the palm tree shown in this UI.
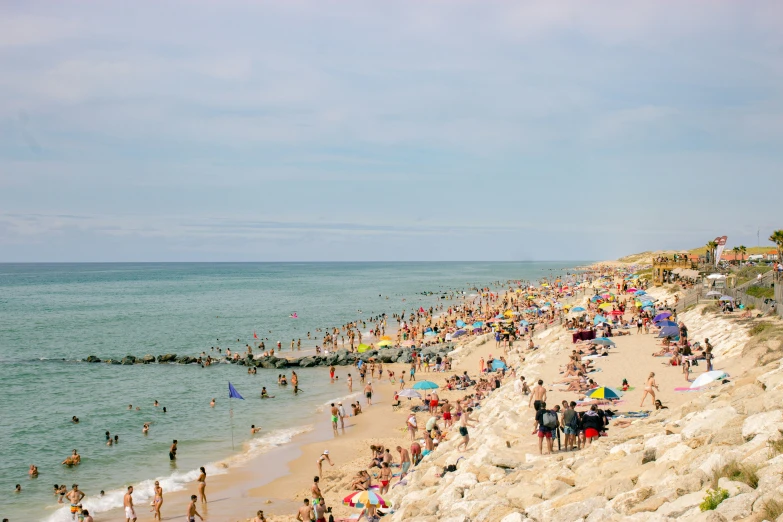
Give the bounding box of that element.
[770,230,783,262]
[739,245,747,265]
[731,246,740,265]
[707,240,718,264]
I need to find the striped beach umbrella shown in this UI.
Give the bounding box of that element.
[343,489,388,508]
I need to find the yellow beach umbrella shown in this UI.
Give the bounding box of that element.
[377,340,393,347]
[380,335,392,341]
[598,303,613,310]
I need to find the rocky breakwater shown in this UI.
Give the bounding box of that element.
[385,306,783,522]
[79,343,456,369]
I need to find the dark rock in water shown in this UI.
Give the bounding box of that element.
[85,355,101,363]
[274,359,288,369]
[142,354,155,364]
[105,359,120,365]
[359,351,377,362]
[398,353,413,364]
[259,357,278,369]
[379,352,395,363]
[121,357,135,365]
[298,356,318,368]
[158,354,177,363]
[124,355,137,362]
[177,355,195,364]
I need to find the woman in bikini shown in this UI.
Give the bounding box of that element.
[639,372,659,408]
[151,480,163,520]
[196,467,207,503]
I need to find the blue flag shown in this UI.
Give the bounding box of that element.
[228,382,244,400]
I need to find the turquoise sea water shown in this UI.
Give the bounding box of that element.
[0,262,581,521]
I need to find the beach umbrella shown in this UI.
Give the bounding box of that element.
[412,380,439,390]
[380,335,392,341]
[643,306,654,312]
[518,320,529,326]
[423,330,436,337]
[634,290,646,295]
[653,312,672,322]
[554,302,563,309]
[598,303,613,310]
[705,291,722,297]
[456,320,466,327]
[491,360,507,371]
[357,343,371,353]
[658,326,680,338]
[587,387,624,400]
[608,310,624,316]
[719,295,735,302]
[655,320,678,327]
[592,338,615,346]
[398,388,422,399]
[472,321,484,328]
[706,274,726,279]
[377,339,393,347]
[690,371,728,389]
[594,315,608,325]
[343,490,388,508]
[572,306,586,312]
[626,288,638,293]
[452,329,467,337]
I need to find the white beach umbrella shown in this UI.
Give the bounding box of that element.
[690,370,728,389]
[398,388,422,399]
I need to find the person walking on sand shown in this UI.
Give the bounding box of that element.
[639,372,659,408]
[123,486,137,522]
[186,494,203,522]
[529,379,546,409]
[316,450,333,478]
[364,381,373,406]
[151,480,163,521]
[196,466,207,503]
[457,407,476,452]
[406,413,418,441]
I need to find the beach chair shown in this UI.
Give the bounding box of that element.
[391,400,401,411]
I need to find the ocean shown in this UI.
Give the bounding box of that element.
[0,262,582,521]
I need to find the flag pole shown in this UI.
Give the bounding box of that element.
[230,398,235,450]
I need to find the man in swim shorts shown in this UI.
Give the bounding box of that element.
[457,407,476,452]
[123,485,137,522]
[429,391,439,414]
[330,403,339,433]
[186,494,203,521]
[169,440,177,461]
[364,382,373,405]
[66,484,85,520]
[397,445,411,479]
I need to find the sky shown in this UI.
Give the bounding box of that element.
[1,1,782,262]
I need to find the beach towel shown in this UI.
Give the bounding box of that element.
[587,368,603,374]
[674,387,701,392]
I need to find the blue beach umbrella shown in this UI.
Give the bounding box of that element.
[592,338,615,346]
[658,326,680,338]
[412,380,439,390]
[518,320,529,326]
[456,320,466,327]
[653,312,672,322]
[451,329,467,337]
[634,290,646,295]
[472,321,484,328]
[423,330,436,337]
[594,315,608,325]
[491,360,507,370]
[571,306,586,312]
[587,387,624,400]
[655,320,678,327]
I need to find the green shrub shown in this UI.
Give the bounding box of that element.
[745,285,774,299]
[750,323,772,336]
[700,488,729,511]
[711,460,760,489]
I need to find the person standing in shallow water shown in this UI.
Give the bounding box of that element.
[196,466,207,503]
[169,440,177,461]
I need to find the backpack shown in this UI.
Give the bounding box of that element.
[566,411,579,430]
[542,411,558,429]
